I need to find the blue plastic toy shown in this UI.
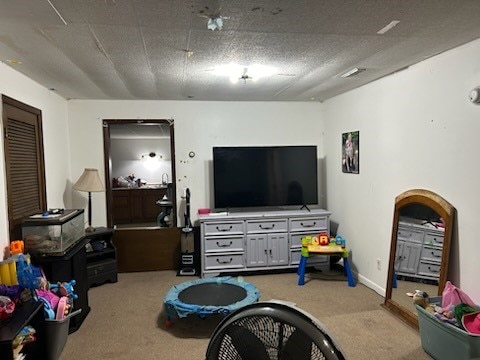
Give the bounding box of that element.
[49,280,78,300]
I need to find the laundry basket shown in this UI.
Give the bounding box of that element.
[416,297,480,360]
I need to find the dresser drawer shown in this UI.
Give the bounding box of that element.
[397,227,424,243]
[204,236,244,252]
[417,261,441,278]
[289,217,328,232]
[87,258,117,277]
[424,232,444,247]
[204,253,245,270]
[203,221,244,236]
[246,219,288,233]
[421,246,443,262]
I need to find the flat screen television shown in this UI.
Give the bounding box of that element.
[213,146,318,209]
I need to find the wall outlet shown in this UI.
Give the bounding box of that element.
[376,258,381,270]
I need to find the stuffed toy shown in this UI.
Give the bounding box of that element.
[412,290,436,314]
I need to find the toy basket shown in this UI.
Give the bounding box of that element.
[416,296,480,360]
[45,309,81,360]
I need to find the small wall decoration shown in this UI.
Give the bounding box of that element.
[342,131,359,174]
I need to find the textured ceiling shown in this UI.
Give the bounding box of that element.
[1,0,480,101]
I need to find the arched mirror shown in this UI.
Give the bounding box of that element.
[383,189,455,329]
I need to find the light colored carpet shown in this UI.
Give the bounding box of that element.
[60,271,431,360]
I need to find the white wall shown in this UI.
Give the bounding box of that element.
[110,138,171,184]
[322,38,480,302]
[0,62,70,254]
[67,101,324,228]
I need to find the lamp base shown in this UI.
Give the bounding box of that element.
[86,226,96,233]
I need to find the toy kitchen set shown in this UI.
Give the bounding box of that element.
[21,209,85,256]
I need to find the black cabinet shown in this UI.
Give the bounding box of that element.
[31,239,90,333]
[0,301,47,360]
[85,227,118,288]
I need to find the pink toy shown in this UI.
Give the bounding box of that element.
[36,288,60,310]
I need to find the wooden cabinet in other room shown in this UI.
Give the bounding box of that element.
[112,188,167,224]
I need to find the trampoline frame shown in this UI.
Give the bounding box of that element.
[164,276,260,321]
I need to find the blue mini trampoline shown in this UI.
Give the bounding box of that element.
[164,276,260,325]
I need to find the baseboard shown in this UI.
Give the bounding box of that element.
[357,273,386,297]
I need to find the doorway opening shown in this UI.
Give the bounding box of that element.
[102,119,177,229]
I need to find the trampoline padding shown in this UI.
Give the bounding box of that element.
[164,277,260,319]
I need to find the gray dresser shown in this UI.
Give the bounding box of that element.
[395,217,444,281]
[199,209,331,277]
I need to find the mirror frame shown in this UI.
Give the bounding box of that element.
[383,189,455,329]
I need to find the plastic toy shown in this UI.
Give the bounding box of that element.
[335,235,346,247]
[16,255,43,290]
[56,296,72,320]
[318,233,329,245]
[49,280,78,300]
[10,240,24,255]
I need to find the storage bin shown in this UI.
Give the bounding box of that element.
[22,210,85,255]
[416,296,480,360]
[45,309,81,360]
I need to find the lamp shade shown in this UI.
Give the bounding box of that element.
[73,168,105,192]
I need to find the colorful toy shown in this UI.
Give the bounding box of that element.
[49,280,78,300]
[298,236,355,287]
[10,240,24,255]
[318,233,329,245]
[335,235,346,247]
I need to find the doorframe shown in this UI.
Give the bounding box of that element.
[102,119,177,228]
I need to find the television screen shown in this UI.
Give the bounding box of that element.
[213,146,318,209]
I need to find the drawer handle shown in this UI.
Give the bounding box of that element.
[259,224,275,229]
[300,221,316,227]
[430,251,441,257]
[216,241,233,248]
[216,258,233,264]
[427,266,439,273]
[216,225,233,232]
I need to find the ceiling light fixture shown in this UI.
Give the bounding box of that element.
[214,63,277,84]
[340,68,366,78]
[377,20,400,35]
[207,16,223,30]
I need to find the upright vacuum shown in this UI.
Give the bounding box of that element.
[178,188,197,276]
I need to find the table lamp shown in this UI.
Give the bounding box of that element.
[73,168,105,232]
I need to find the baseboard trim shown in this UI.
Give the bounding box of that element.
[357,273,386,297]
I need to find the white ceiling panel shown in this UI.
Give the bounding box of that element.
[1,0,480,101]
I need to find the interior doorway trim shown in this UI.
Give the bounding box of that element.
[102,119,177,229]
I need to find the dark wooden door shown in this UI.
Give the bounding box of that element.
[2,95,46,241]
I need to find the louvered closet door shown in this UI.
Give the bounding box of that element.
[2,95,46,240]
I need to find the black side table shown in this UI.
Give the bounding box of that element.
[85,227,118,288]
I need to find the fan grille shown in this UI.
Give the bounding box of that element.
[209,314,327,360]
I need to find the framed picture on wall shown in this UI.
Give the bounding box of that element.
[342,131,359,174]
